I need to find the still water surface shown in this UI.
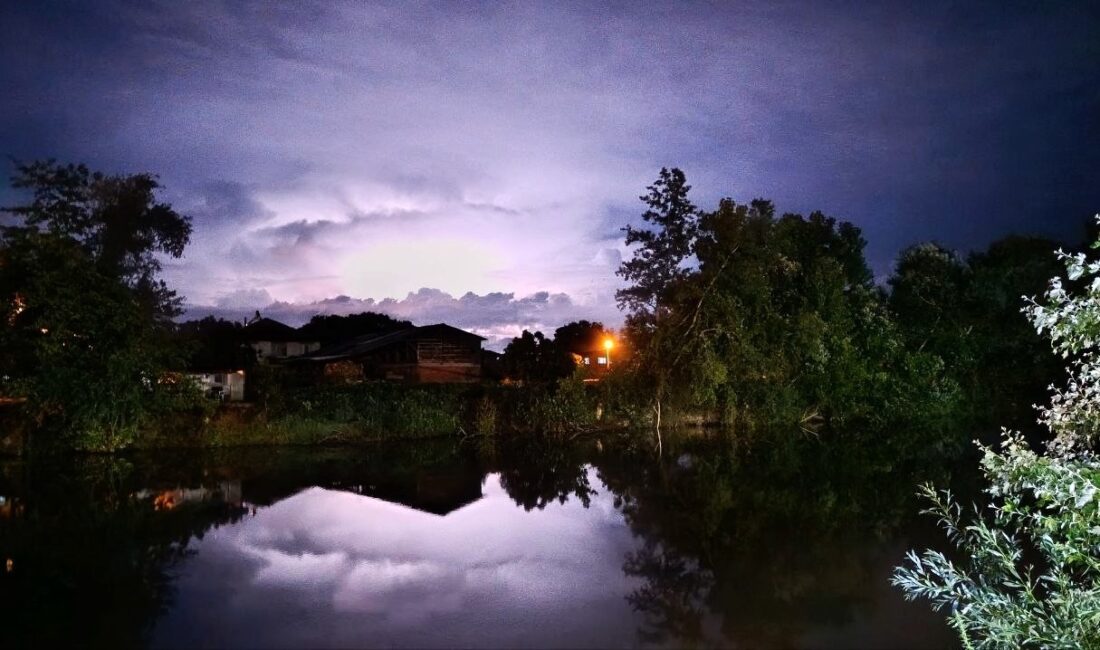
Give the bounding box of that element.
[0,435,959,648]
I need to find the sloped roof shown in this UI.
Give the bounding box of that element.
[242,318,312,342]
[292,323,484,363]
[416,323,486,341]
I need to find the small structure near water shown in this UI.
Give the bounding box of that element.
[187,370,246,401]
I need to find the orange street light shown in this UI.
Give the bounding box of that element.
[603,338,614,369]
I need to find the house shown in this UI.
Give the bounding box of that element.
[292,323,486,384]
[242,317,321,362]
[570,337,617,379]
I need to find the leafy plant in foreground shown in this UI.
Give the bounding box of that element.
[893,217,1100,648]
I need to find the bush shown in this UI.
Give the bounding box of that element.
[274,382,467,438]
[894,218,1100,647]
[892,434,1100,648]
[478,377,599,438]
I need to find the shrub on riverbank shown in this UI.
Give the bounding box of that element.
[481,378,599,438]
[136,379,607,449]
[150,383,468,448]
[893,223,1100,647]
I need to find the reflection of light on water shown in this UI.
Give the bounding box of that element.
[133,481,245,511]
[0,495,24,519]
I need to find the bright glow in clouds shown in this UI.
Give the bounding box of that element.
[341,239,504,299]
[3,2,1098,335]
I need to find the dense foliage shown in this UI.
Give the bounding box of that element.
[893,221,1100,648]
[0,161,199,450]
[889,237,1063,427]
[501,320,611,383]
[297,311,412,344]
[615,169,966,432]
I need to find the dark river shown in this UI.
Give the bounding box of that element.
[0,433,961,648]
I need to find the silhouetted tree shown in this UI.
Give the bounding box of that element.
[617,167,698,322]
[0,161,197,449]
[501,330,563,382]
[297,311,412,344]
[174,317,256,372]
[552,320,609,354]
[4,160,192,322]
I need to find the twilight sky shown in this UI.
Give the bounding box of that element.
[2,1,1098,345]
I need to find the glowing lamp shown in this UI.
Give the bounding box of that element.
[603,338,614,351]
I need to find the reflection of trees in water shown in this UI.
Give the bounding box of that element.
[0,433,958,648]
[0,455,249,648]
[623,539,714,645]
[494,440,597,511]
[0,439,473,648]
[594,429,958,647]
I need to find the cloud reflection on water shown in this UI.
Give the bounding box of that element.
[154,469,643,648]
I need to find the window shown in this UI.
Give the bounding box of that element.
[597,357,607,365]
[274,342,288,357]
[583,357,590,365]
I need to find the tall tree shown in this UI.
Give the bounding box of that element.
[3,160,192,321]
[175,317,257,372]
[616,168,701,445]
[1,161,195,449]
[617,174,960,432]
[617,167,699,323]
[886,236,1064,426]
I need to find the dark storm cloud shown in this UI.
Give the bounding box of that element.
[2,1,1098,332]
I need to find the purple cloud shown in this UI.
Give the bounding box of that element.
[2,1,1097,314]
[185,287,622,350]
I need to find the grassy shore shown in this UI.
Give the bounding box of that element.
[8,376,688,453]
[130,380,616,450]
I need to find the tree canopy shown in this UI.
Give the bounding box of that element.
[4,160,192,321]
[297,311,413,344]
[500,321,612,383]
[1,161,196,449]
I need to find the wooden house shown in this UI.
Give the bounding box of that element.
[292,323,486,384]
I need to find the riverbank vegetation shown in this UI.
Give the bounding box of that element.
[605,168,1065,444]
[2,160,1097,645]
[0,161,1080,455]
[893,228,1100,647]
[0,161,203,451]
[77,373,606,449]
